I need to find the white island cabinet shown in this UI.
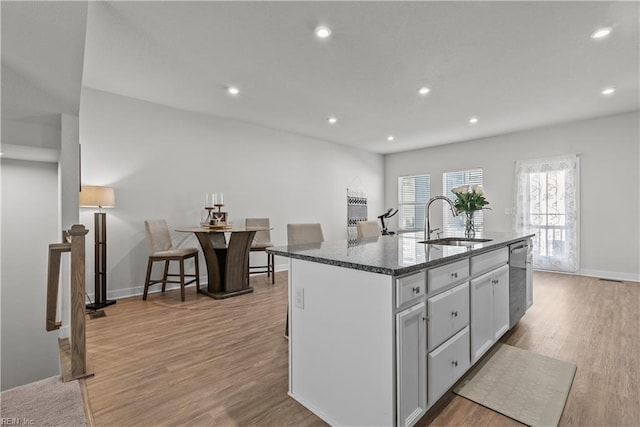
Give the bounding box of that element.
[268,232,533,427]
[289,259,396,427]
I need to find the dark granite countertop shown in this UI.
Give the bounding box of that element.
[267,232,534,276]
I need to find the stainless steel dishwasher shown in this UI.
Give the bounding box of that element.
[509,240,532,328]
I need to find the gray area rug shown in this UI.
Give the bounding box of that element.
[454,343,576,427]
[0,376,86,427]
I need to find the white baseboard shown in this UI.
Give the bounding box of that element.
[90,277,210,301]
[578,269,639,283]
[58,325,69,339]
[84,278,207,302]
[90,264,291,301]
[274,263,288,273]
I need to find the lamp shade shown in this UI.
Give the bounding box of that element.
[79,186,115,208]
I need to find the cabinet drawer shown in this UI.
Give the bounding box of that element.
[427,259,469,294]
[427,282,470,351]
[428,326,470,405]
[471,247,508,276]
[396,271,426,308]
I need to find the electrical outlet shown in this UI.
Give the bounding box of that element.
[504,208,513,215]
[295,287,304,309]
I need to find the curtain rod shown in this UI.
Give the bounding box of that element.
[514,152,581,163]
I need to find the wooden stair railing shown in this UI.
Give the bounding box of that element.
[46,243,70,331]
[46,224,93,381]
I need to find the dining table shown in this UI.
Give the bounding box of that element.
[176,226,267,299]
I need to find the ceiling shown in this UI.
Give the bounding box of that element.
[3,1,639,154]
[1,1,87,123]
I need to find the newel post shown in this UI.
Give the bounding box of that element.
[68,224,89,379]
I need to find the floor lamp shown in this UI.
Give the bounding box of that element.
[80,185,116,310]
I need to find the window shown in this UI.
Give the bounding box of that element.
[442,168,484,234]
[398,174,430,231]
[515,155,579,272]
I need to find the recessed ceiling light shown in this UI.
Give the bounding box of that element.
[418,87,431,96]
[469,117,479,124]
[591,27,612,39]
[328,116,337,125]
[227,86,240,96]
[315,26,332,39]
[387,135,395,142]
[601,87,615,96]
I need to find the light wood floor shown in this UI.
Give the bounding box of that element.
[85,271,639,426]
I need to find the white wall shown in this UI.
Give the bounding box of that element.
[385,111,640,281]
[79,88,384,299]
[1,159,61,390]
[58,114,81,339]
[60,115,80,230]
[1,117,61,150]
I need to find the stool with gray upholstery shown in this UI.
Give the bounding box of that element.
[287,223,324,246]
[356,220,380,238]
[143,219,200,301]
[246,218,275,284]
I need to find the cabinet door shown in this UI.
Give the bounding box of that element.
[396,302,427,427]
[427,282,469,351]
[470,272,493,364]
[492,264,510,340]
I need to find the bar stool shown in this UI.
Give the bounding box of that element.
[143,219,200,301]
[246,218,275,284]
[356,220,380,238]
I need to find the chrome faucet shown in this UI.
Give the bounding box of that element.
[424,196,459,241]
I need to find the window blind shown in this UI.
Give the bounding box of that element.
[398,174,430,231]
[442,168,484,234]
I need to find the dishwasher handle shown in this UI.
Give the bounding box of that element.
[510,244,530,255]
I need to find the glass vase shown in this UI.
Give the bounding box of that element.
[464,211,476,238]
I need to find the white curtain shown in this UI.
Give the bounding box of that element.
[515,154,580,272]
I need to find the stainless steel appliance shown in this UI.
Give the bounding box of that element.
[509,239,532,328]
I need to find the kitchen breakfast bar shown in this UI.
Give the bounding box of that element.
[267,231,533,427]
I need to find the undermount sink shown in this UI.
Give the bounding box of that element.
[418,237,493,246]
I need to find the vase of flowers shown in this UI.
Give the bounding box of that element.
[451,184,490,238]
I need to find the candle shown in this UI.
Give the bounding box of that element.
[213,192,224,206]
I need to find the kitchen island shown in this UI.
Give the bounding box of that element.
[267,231,533,427]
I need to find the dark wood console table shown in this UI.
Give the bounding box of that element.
[177,227,263,299]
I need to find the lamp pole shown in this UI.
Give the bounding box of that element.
[86,209,116,310]
[79,185,116,311]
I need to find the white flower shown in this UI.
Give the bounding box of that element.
[451,185,469,195]
[471,184,484,195]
